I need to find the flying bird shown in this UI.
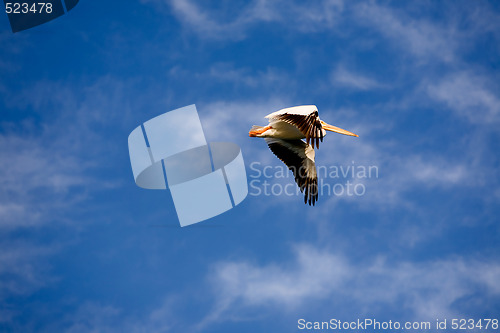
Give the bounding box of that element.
[249,105,358,205]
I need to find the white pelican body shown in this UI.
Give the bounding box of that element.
[249,105,358,205]
[250,105,357,149]
[259,120,305,140]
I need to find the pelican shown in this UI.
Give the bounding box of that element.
[249,105,358,205]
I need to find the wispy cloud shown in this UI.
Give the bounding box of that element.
[0,76,133,230]
[207,63,285,88]
[168,62,290,93]
[354,3,460,63]
[144,0,344,40]
[331,66,388,90]
[426,71,500,123]
[36,298,179,333]
[0,241,59,298]
[201,243,500,326]
[0,240,62,324]
[0,132,88,229]
[0,75,137,322]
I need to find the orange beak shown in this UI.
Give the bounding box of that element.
[321,121,358,137]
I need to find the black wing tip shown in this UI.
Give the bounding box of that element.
[302,177,318,206]
[265,138,319,206]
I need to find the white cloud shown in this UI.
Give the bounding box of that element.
[39,298,179,333]
[145,0,344,40]
[354,3,459,63]
[203,244,500,326]
[169,62,289,91]
[315,128,469,201]
[207,63,285,88]
[408,156,467,185]
[0,76,132,230]
[331,66,388,90]
[0,132,88,228]
[0,241,59,302]
[0,76,136,320]
[213,245,349,307]
[426,71,500,123]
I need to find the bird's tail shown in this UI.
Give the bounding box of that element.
[249,125,264,137]
[250,125,264,131]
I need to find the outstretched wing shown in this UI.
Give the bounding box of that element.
[265,138,318,206]
[266,106,324,149]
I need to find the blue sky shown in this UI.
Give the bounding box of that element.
[1,0,500,332]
